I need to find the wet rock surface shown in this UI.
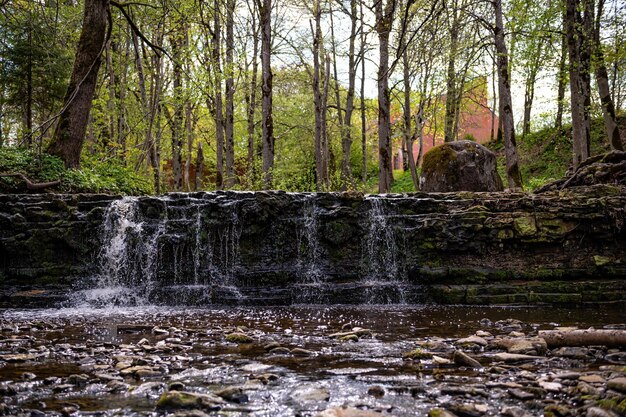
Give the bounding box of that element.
[1,187,626,307]
[1,305,625,416]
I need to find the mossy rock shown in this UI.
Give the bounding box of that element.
[156,391,225,411]
[226,332,253,343]
[420,141,504,192]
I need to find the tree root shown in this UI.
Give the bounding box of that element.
[0,173,62,191]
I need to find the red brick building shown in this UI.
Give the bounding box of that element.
[393,79,499,170]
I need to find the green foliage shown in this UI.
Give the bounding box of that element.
[490,116,619,190]
[0,147,152,195]
[391,169,420,193]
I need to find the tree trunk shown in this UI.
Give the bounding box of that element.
[334,1,356,190]
[224,0,236,187]
[184,103,194,191]
[566,0,592,169]
[195,141,204,190]
[402,48,418,191]
[522,45,543,136]
[444,6,458,143]
[360,0,367,184]
[321,54,331,188]
[539,329,626,349]
[47,0,110,168]
[555,21,567,131]
[594,0,623,151]
[312,0,324,191]
[170,31,184,191]
[375,0,395,193]
[494,0,523,189]
[213,0,225,190]
[257,0,274,188]
[246,0,259,174]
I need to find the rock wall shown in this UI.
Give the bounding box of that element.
[1,186,625,307]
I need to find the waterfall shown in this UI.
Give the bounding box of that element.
[360,196,406,303]
[75,192,415,307]
[77,197,166,306]
[293,195,326,303]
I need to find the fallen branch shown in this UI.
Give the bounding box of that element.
[539,329,626,349]
[0,173,62,191]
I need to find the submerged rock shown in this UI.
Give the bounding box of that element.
[156,391,225,412]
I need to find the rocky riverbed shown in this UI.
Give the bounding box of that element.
[1,305,625,417]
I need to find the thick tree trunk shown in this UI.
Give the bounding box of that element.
[594,0,623,151]
[258,0,274,188]
[224,0,236,187]
[566,0,592,169]
[213,0,225,190]
[375,0,395,194]
[494,0,523,189]
[47,0,109,168]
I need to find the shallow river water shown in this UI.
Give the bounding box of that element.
[1,305,625,416]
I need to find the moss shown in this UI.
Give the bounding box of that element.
[422,145,458,180]
[403,348,433,360]
[598,398,626,415]
[514,216,537,236]
[225,332,253,343]
[594,255,611,266]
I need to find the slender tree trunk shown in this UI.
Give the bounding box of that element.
[47,0,110,168]
[312,0,324,190]
[257,0,274,188]
[491,56,496,141]
[224,0,236,187]
[555,24,567,131]
[321,54,331,188]
[26,13,33,146]
[106,41,116,152]
[566,0,592,169]
[444,6,458,143]
[246,0,259,174]
[170,32,184,191]
[213,0,225,189]
[494,0,523,189]
[402,46,418,191]
[360,0,367,184]
[594,0,623,150]
[195,141,204,190]
[185,103,194,191]
[375,0,396,193]
[522,46,543,136]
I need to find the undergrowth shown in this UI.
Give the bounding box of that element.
[0,147,153,194]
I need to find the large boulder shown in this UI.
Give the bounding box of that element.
[420,140,504,192]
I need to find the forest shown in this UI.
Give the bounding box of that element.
[0,0,624,194]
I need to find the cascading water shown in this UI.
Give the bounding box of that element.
[77,197,166,306]
[360,196,406,303]
[293,195,326,303]
[77,192,416,307]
